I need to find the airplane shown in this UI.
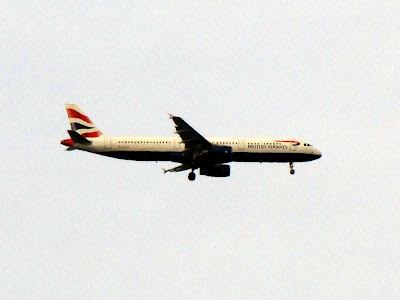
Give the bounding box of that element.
[61,104,322,181]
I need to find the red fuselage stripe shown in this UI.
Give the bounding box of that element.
[81,131,102,138]
[275,140,300,144]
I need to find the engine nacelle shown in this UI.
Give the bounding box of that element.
[204,146,232,163]
[200,164,231,177]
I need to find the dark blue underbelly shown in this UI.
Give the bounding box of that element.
[97,151,319,163]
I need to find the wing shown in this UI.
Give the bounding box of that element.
[169,114,212,151]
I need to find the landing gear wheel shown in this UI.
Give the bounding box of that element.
[188,172,196,181]
[289,162,295,175]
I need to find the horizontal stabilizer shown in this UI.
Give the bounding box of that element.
[68,130,92,145]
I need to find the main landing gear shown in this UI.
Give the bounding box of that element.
[188,171,196,181]
[289,162,295,175]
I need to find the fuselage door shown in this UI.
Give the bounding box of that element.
[104,136,112,150]
[174,138,181,150]
[239,140,245,150]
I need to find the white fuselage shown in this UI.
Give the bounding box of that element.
[75,136,322,163]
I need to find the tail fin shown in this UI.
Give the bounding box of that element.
[65,104,103,138]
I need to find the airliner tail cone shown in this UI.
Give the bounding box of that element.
[61,138,74,147]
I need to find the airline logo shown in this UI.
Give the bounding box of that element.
[275,140,301,146]
[65,104,103,138]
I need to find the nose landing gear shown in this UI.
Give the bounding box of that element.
[289,162,295,175]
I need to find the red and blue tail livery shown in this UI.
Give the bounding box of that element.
[65,104,103,138]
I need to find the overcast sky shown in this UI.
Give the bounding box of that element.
[1,1,399,298]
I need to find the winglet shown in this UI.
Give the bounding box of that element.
[162,164,190,173]
[168,113,175,119]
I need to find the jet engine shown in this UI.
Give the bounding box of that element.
[203,146,232,163]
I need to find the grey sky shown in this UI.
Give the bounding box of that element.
[1,1,399,298]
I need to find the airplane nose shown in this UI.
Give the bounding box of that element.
[315,149,322,158]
